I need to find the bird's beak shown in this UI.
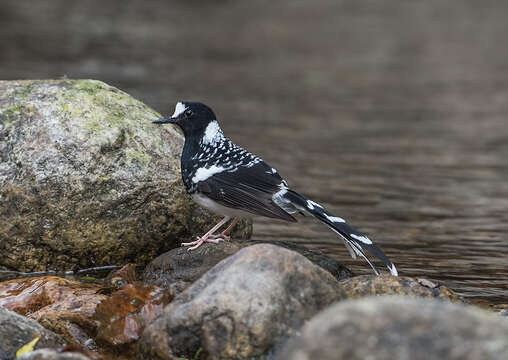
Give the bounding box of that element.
[153,116,178,124]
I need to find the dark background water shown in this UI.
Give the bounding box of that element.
[1,1,507,307]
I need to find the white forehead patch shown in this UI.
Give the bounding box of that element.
[172,102,187,118]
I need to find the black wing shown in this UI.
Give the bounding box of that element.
[196,162,297,222]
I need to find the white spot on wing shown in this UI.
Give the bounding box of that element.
[325,214,346,223]
[389,263,398,276]
[245,159,260,167]
[350,234,373,245]
[192,165,226,183]
[172,102,187,118]
[272,188,298,214]
[306,200,323,210]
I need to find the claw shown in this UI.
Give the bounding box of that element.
[180,216,239,251]
[182,236,223,251]
[208,233,231,242]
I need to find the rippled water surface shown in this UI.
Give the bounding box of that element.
[1,0,507,306]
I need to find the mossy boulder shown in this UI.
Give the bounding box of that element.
[0,79,252,272]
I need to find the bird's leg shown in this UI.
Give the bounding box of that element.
[208,217,239,241]
[182,216,231,251]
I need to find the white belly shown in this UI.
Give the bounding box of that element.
[192,193,254,218]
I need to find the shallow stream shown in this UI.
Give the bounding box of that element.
[1,0,507,308]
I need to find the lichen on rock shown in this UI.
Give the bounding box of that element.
[0,79,252,272]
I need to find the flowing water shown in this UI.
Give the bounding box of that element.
[1,0,507,308]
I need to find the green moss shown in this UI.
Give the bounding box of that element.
[54,80,142,135]
[125,147,150,165]
[83,118,101,133]
[74,79,108,96]
[15,83,34,100]
[3,103,29,115]
[80,276,97,281]
[100,128,126,154]
[0,104,35,125]
[59,102,82,119]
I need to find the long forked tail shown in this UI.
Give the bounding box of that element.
[281,189,398,276]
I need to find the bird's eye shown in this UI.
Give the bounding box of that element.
[184,109,193,117]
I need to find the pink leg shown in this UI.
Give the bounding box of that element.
[182,216,231,251]
[209,217,239,241]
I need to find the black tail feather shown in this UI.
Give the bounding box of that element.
[282,189,398,276]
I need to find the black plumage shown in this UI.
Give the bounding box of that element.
[153,101,398,276]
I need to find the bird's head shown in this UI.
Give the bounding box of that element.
[153,102,217,136]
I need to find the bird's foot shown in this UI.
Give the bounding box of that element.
[182,236,224,251]
[208,233,231,242]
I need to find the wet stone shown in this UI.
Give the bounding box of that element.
[143,240,352,295]
[139,244,347,360]
[105,263,138,289]
[18,349,91,360]
[0,306,64,360]
[94,283,173,347]
[339,274,463,302]
[0,275,171,358]
[0,276,108,348]
[276,296,508,360]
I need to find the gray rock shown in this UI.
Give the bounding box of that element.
[138,244,346,360]
[143,240,352,295]
[0,306,64,360]
[276,296,508,360]
[18,349,90,360]
[0,79,251,271]
[340,274,463,302]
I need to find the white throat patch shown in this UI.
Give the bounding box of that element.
[202,120,223,145]
[172,102,187,118]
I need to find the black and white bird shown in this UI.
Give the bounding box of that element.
[153,102,398,276]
